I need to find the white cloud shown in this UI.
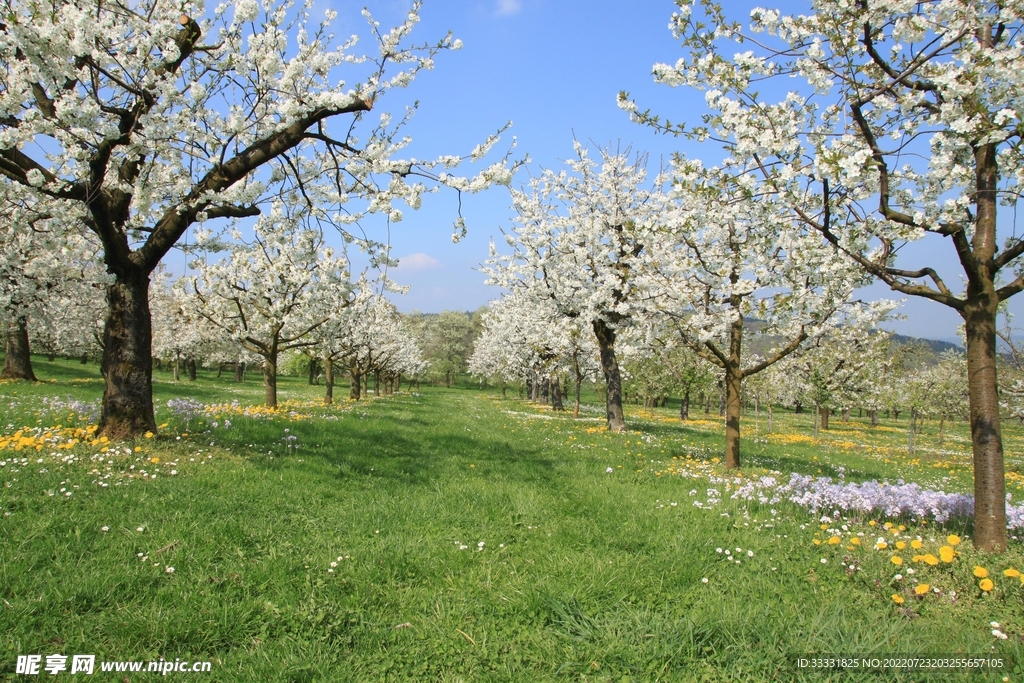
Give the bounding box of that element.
[393,252,441,272]
[496,0,521,16]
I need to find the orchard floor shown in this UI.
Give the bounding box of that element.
[1,358,1023,682]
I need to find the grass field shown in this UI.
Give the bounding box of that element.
[1,357,1023,681]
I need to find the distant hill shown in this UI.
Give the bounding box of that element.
[889,333,962,354]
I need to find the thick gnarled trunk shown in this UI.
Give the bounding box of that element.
[1,315,37,381]
[99,272,156,438]
[592,318,626,431]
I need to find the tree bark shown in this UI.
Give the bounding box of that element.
[1,315,37,381]
[963,295,1007,551]
[908,408,917,457]
[551,376,564,411]
[723,314,743,469]
[870,409,878,427]
[350,367,361,400]
[680,388,689,421]
[262,352,278,408]
[820,407,830,431]
[592,319,626,431]
[324,356,334,405]
[98,271,156,438]
[187,357,196,381]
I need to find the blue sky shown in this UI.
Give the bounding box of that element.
[307,1,1014,342]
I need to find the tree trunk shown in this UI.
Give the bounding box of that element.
[842,407,850,423]
[263,352,278,408]
[908,408,917,458]
[813,404,820,440]
[350,367,361,400]
[574,375,582,418]
[938,415,945,446]
[187,358,196,381]
[324,357,334,405]
[820,407,830,431]
[98,271,156,438]
[308,357,318,385]
[173,357,180,381]
[963,295,1007,551]
[551,376,564,411]
[81,353,88,365]
[540,377,550,405]
[767,404,773,433]
[723,314,743,469]
[592,318,626,431]
[374,370,380,396]
[680,388,690,421]
[1,316,37,381]
[870,409,878,427]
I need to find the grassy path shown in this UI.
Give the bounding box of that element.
[1,367,1022,681]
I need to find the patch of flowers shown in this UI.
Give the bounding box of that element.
[687,470,1024,532]
[40,396,100,423]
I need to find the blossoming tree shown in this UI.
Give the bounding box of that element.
[0,0,514,437]
[187,211,351,407]
[485,144,667,430]
[621,0,1024,549]
[641,161,892,467]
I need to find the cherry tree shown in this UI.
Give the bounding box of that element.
[624,0,1024,551]
[485,144,668,430]
[0,0,515,437]
[470,290,600,414]
[151,271,207,381]
[187,211,350,407]
[1,200,108,377]
[640,161,893,467]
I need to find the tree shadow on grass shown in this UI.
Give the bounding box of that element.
[241,419,557,489]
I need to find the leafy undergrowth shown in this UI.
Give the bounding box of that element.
[1,359,1022,681]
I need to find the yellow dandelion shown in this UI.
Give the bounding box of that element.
[1003,568,1021,578]
[923,554,939,566]
[914,584,930,596]
[875,541,888,550]
[812,539,821,546]
[850,537,861,546]
[869,520,877,526]
[946,534,961,546]
[828,536,841,545]
[973,566,989,578]
[895,541,906,550]
[910,539,923,549]
[891,556,904,566]
[150,457,159,464]
[144,431,154,439]
[891,594,905,605]
[979,578,994,592]
[939,546,956,563]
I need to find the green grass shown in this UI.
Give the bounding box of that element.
[1,357,1023,681]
